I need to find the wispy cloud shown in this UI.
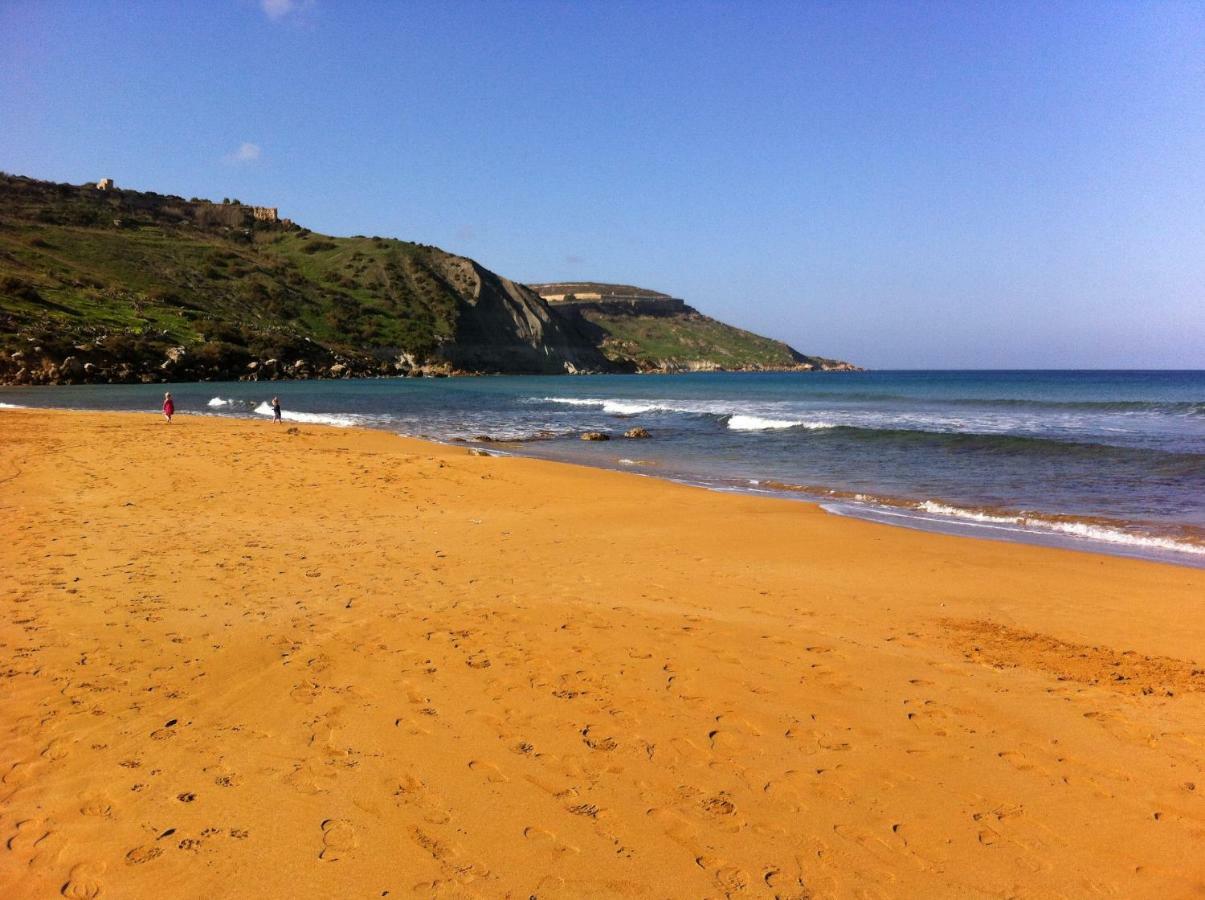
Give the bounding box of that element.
[224,142,261,165]
[261,0,314,22]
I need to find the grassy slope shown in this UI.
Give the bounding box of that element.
[0,175,853,377]
[0,176,468,366]
[583,310,806,368]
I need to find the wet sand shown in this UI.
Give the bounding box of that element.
[1,409,1202,898]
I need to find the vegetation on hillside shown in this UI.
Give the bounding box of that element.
[0,174,853,384]
[0,174,490,381]
[581,308,836,371]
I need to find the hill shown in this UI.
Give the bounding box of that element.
[0,174,853,384]
[530,283,854,373]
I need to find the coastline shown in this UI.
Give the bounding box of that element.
[4,368,1201,570]
[1,408,1203,896]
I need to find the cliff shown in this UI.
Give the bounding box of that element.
[0,173,852,384]
[530,283,855,373]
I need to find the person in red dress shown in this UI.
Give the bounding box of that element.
[162,391,175,423]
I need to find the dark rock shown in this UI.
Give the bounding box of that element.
[623,426,651,439]
[580,431,610,441]
[58,356,85,382]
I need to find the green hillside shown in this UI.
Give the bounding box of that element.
[529,283,854,373]
[582,307,839,371]
[0,174,853,384]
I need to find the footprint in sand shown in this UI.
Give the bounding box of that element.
[79,797,114,818]
[392,774,453,825]
[393,714,433,736]
[714,864,750,895]
[468,760,508,783]
[523,826,579,855]
[60,861,106,899]
[581,726,618,752]
[125,845,163,865]
[2,760,38,786]
[647,808,703,854]
[997,750,1037,772]
[284,761,334,795]
[319,818,357,860]
[290,682,322,704]
[6,818,63,868]
[41,738,72,760]
[701,794,737,817]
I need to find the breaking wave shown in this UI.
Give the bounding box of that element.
[252,401,363,428]
[540,397,662,415]
[820,497,1205,560]
[725,414,832,431]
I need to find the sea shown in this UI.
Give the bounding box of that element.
[3,370,1202,568]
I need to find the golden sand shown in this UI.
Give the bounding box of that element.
[1,409,1202,898]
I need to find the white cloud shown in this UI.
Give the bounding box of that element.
[261,0,295,20]
[224,142,261,165]
[261,0,314,22]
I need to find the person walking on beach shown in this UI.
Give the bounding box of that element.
[271,396,282,423]
[162,391,175,423]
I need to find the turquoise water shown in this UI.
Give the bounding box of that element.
[3,370,1202,566]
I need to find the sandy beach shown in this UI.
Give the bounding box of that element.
[0,408,1202,899]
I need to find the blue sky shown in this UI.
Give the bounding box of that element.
[2,0,1202,368]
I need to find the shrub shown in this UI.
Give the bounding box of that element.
[0,275,41,302]
[146,287,180,304]
[194,340,250,369]
[198,320,249,345]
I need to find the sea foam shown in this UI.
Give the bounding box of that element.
[726,414,833,431]
[541,396,836,429]
[911,500,1205,557]
[252,401,361,428]
[541,397,661,415]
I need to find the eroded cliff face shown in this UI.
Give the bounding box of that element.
[437,258,615,374]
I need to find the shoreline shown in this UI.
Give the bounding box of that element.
[4,399,1202,569]
[1,408,1203,897]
